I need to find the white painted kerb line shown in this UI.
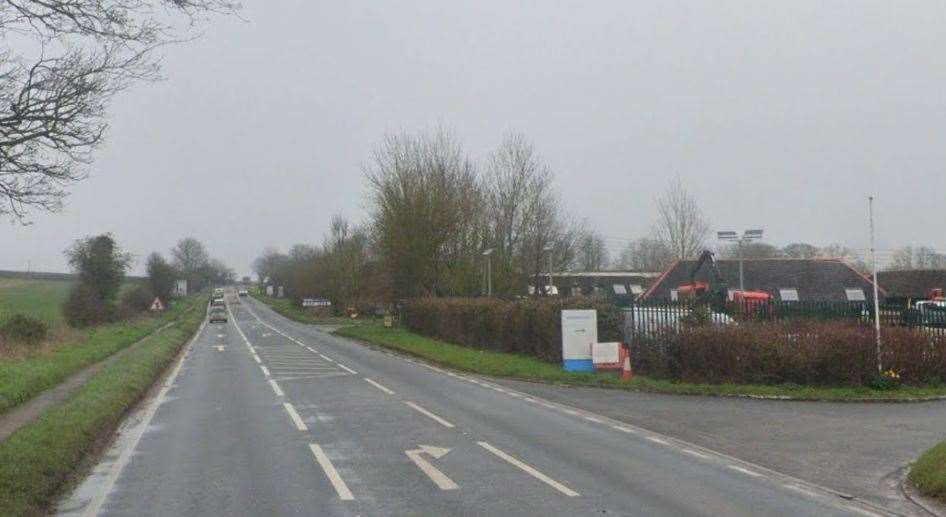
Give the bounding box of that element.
[404,401,455,428]
[283,402,308,431]
[308,444,354,501]
[269,379,284,397]
[477,442,579,497]
[364,378,394,395]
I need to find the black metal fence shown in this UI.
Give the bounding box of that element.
[623,299,946,341]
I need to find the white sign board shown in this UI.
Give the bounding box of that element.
[174,279,187,297]
[561,309,597,372]
[266,285,274,296]
[302,298,332,308]
[149,297,165,311]
[592,342,620,365]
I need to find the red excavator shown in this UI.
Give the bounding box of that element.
[677,250,771,313]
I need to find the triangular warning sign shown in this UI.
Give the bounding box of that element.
[150,297,165,311]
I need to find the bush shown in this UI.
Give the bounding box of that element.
[401,297,622,363]
[63,284,116,328]
[630,320,946,387]
[121,284,154,313]
[0,314,48,344]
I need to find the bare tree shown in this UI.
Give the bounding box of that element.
[889,246,946,270]
[616,237,673,271]
[482,133,558,294]
[574,230,609,271]
[653,177,710,260]
[0,0,237,222]
[782,242,820,259]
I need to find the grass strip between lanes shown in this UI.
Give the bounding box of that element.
[334,325,946,402]
[0,296,202,414]
[910,440,946,502]
[0,300,204,516]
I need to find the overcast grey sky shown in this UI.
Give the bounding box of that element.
[2,1,945,276]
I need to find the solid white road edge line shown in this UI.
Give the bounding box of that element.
[260,365,270,377]
[319,353,334,362]
[269,379,285,397]
[477,441,579,497]
[80,318,208,517]
[308,444,354,501]
[364,378,395,395]
[337,363,358,374]
[404,401,455,428]
[283,402,308,431]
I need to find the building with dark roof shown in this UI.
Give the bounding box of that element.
[641,258,882,302]
[876,270,946,305]
[536,271,661,298]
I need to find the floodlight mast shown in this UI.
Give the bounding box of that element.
[717,229,764,291]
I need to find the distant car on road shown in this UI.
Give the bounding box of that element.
[209,306,227,323]
[238,288,248,297]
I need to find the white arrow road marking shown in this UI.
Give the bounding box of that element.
[283,402,308,431]
[477,442,579,497]
[215,345,226,352]
[405,445,458,490]
[404,401,455,428]
[308,444,354,501]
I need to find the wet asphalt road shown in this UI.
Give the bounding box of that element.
[60,295,910,516]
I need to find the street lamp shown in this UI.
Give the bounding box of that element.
[543,244,554,296]
[482,248,494,296]
[717,229,763,291]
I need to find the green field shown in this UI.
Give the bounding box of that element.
[0,279,73,329]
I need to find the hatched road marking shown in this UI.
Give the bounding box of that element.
[308,444,354,501]
[477,441,579,497]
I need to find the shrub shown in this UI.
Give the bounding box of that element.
[0,314,48,344]
[63,284,116,328]
[630,320,946,387]
[121,284,155,313]
[401,297,622,364]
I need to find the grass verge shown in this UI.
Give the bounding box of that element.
[335,325,946,402]
[0,295,203,414]
[910,440,946,502]
[0,299,203,516]
[248,291,365,326]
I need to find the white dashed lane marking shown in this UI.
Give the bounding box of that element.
[404,401,455,428]
[364,378,395,395]
[308,444,354,501]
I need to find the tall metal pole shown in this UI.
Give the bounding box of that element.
[869,196,882,374]
[738,240,745,291]
[486,255,492,297]
[547,253,553,295]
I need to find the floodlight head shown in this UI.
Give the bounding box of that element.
[543,244,554,252]
[482,248,494,256]
[717,231,738,241]
[743,229,764,240]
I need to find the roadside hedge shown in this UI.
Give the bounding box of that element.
[402,297,946,387]
[632,321,946,387]
[401,297,622,363]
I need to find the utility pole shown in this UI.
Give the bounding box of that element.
[718,229,763,291]
[869,196,883,374]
